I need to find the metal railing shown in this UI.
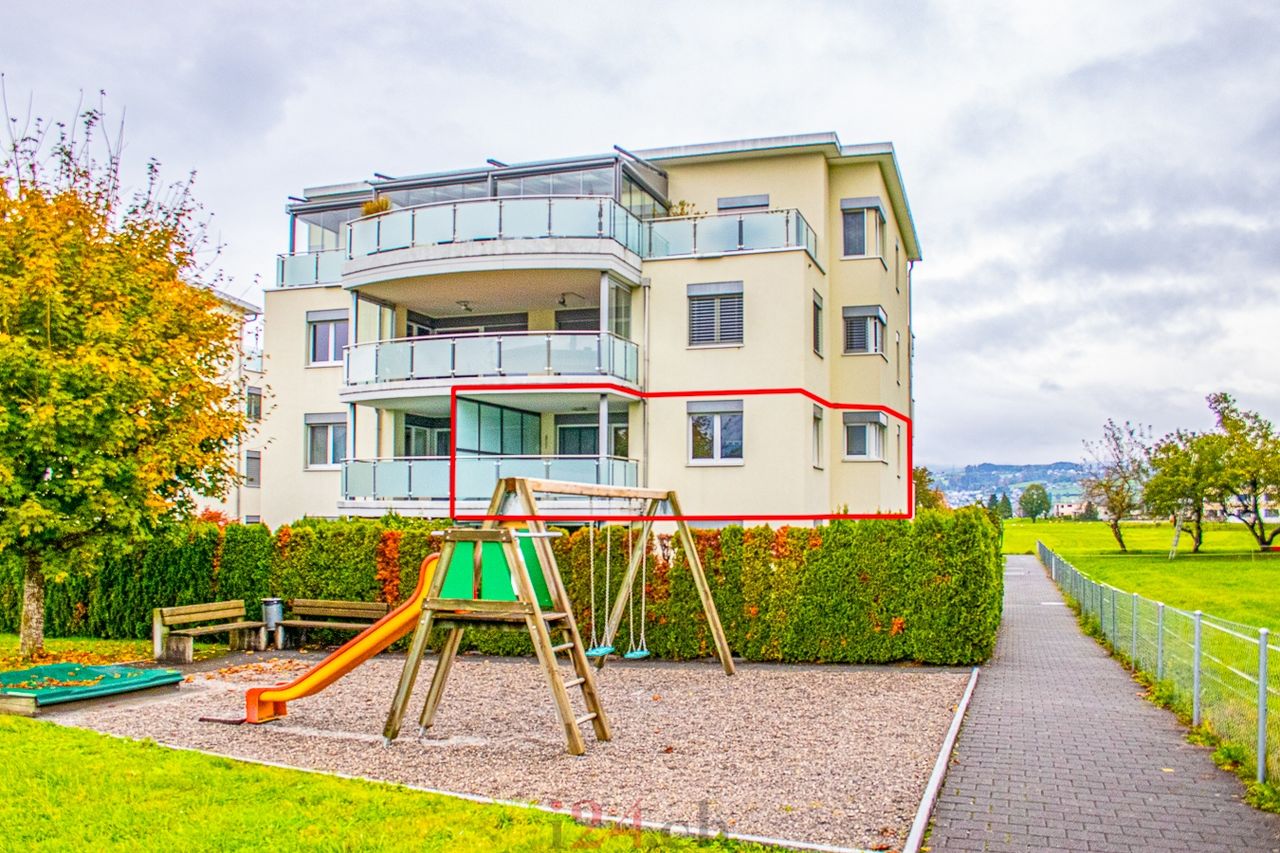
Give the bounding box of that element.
[347,195,648,258]
[276,248,344,287]
[343,454,638,501]
[344,330,639,386]
[644,207,820,264]
[1038,542,1278,784]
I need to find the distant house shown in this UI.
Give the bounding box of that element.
[1052,501,1086,519]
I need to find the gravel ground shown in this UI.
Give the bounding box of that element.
[48,655,968,850]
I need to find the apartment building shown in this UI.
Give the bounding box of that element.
[256,133,921,525]
[193,289,265,523]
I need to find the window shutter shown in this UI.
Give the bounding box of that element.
[689,296,717,345]
[719,293,743,343]
[845,316,868,353]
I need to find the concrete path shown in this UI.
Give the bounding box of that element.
[928,554,1280,853]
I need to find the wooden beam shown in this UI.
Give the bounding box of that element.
[667,491,736,676]
[382,540,455,743]
[508,478,671,501]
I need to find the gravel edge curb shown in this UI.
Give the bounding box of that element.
[903,666,981,853]
[46,721,881,852]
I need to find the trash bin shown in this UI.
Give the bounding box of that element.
[261,598,284,630]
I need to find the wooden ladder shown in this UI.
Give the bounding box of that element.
[382,524,611,755]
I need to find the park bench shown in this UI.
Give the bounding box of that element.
[273,599,390,649]
[152,600,267,663]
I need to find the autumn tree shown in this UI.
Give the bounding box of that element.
[1082,420,1150,551]
[912,466,948,511]
[1208,393,1280,548]
[0,99,247,658]
[1143,430,1229,552]
[1018,483,1050,522]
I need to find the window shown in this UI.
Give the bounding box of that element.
[843,306,886,355]
[306,309,349,365]
[812,292,823,356]
[246,386,262,422]
[244,515,261,524]
[843,412,887,460]
[558,425,598,455]
[840,197,886,258]
[842,209,866,256]
[305,413,347,468]
[455,399,540,455]
[245,451,261,487]
[688,282,744,346]
[688,400,743,464]
[405,415,450,457]
[812,406,824,469]
[406,311,433,338]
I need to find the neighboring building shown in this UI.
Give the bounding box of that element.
[1052,501,1086,518]
[256,133,921,525]
[191,289,265,524]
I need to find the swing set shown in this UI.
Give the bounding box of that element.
[381,477,734,755]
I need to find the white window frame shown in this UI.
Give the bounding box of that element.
[306,313,349,366]
[687,282,744,347]
[812,291,823,357]
[246,386,263,422]
[843,306,887,356]
[305,414,347,470]
[840,198,887,261]
[843,412,887,462]
[687,401,744,466]
[812,406,824,469]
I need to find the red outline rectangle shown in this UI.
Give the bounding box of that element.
[449,383,913,522]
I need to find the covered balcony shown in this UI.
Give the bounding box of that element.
[344,330,639,390]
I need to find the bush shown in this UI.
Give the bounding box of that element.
[3,509,1003,665]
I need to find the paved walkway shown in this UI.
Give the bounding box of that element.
[929,555,1280,853]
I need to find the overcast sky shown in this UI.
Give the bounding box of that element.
[5,1,1277,466]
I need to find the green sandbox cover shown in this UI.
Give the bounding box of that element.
[0,664,184,706]
[439,539,554,609]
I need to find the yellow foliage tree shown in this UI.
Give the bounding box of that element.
[0,101,248,658]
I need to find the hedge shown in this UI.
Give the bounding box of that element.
[0,506,1002,665]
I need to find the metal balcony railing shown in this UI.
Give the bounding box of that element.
[343,455,639,501]
[344,330,639,387]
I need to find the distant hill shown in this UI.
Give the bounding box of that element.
[929,462,1087,508]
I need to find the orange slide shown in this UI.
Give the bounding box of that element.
[245,554,439,723]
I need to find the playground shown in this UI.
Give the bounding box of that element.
[43,652,968,849]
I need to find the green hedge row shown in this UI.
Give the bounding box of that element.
[0,507,1002,665]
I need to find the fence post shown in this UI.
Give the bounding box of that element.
[1156,603,1165,680]
[1193,610,1203,728]
[1110,587,1117,643]
[1259,628,1270,785]
[1131,593,1139,671]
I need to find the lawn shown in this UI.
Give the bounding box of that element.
[1004,520,1280,631]
[0,716,762,852]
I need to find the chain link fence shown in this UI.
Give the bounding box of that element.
[1038,542,1278,784]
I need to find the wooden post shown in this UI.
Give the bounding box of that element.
[417,627,465,732]
[382,539,454,744]
[152,608,166,660]
[666,491,736,676]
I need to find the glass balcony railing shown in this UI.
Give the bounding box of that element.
[343,455,638,501]
[344,331,639,387]
[643,208,819,262]
[244,348,264,373]
[348,196,647,258]
[276,249,344,287]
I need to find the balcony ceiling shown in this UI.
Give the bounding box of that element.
[353,268,606,318]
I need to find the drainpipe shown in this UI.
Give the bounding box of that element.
[598,394,608,485]
[642,276,651,488]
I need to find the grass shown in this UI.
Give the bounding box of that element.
[0,716,764,852]
[0,634,224,673]
[1002,520,1280,631]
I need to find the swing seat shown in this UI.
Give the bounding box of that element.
[585,645,615,658]
[622,649,650,660]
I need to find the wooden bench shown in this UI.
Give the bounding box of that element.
[152,600,267,663]
[273,599,391,649]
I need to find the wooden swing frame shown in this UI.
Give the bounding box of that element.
[493,477,736,677]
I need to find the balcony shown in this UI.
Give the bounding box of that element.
[347,195,646,259]
[343,455,638,501]
[643,208,819,264]
[244,348,264,373]
[344,331,639,388]
[276,248,344,287]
